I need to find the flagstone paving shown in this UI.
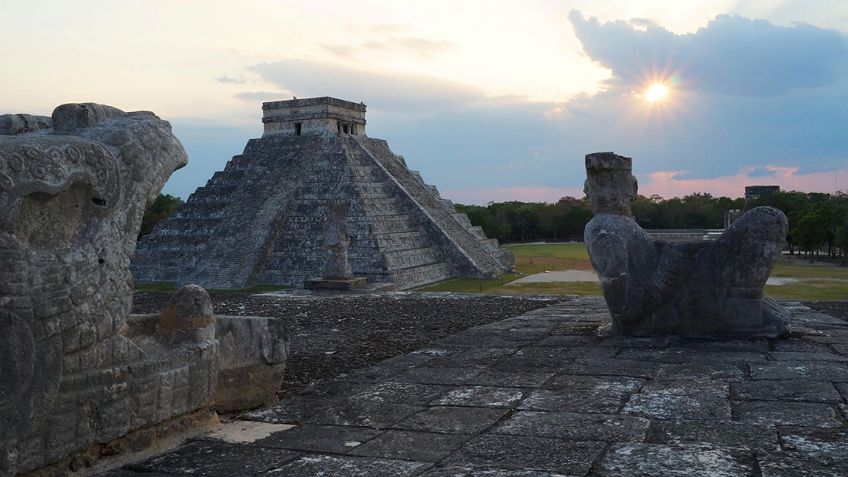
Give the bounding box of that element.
[102,297,848,476]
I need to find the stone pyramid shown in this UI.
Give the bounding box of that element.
[132,97,513,289]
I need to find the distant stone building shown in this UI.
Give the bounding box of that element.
[132,97,513,289]
[745,185,780,203]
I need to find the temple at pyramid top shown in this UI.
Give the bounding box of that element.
[132,97,514,290]
[262,97,366,137]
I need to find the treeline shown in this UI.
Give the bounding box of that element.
[457,191,848,259]
[139,194,183,238]
[139,191,848,259]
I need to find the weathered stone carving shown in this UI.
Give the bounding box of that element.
[0,113,51,135]
[213,314,291,412]
[583,152,790,338]
[322,202,354,280]
[0,103,211,475]
[1,103,294,474]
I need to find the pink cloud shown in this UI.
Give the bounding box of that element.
[442,166,848,205]
[639,167,848,199]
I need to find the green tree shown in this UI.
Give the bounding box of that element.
[139,194,183,238]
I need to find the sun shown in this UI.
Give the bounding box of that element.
[644,82,670,103]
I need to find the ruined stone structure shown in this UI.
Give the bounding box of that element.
[0,104,291,475]
[0,103,214,474]
[745,184,780,203]
[584,152,790,338]
[132,97,513,290]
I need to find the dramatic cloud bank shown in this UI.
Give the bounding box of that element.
[569,11,847,96]
[160,10,848,204]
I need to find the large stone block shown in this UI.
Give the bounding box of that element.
[583,152,790,338]
[214,315,293,412]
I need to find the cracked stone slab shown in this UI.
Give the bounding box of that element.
[393,406,510,434]
[656,363,747,381]
[348,430,472,462]
[418,466,576,476]
[465,369,556,387]
[689,351,769,363]
[674,339,770,353]
[731,380,842,403]
[549,322,602,335]
[541,358,661,378]
[542,374,645,393]
[769,351,848,362]
[519,388,626,413]
[265,454,431,477]
[735,400,842,427]
[778,427,848,464]
[623,394,732,420]
[338,353,438,381]
[836,382,848,401]
[493,410,649,442]
[597,443,755,476]
[750,361,848,381]
[125,440,302,476]
[242,397,424,427]
[443,435,602,475]
[432,386,525,408]
[615,349,697,364]
[435,330,545,348]
[758,452,848,477]
[647,420,780,451]
[297,380,366,399]
[392,366,484,385]
[426,347,519,368]
[639,380,729,398]
[493,347,618,371]
[534,335,596,347]
[349,382,452,405]
[772,340,834,352]
[252,424,383,454]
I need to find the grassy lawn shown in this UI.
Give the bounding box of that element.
[418,242,848,301]
[766,281,848,301]
[505,242,593,275]
[771,258,848,280]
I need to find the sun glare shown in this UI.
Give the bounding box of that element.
[644,82,669,103]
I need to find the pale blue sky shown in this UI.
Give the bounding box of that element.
[2,1,846,203]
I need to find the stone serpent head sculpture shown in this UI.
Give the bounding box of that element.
[0,103,187,471]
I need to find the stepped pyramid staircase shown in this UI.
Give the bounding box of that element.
[132,97,513,290]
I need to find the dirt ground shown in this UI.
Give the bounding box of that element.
[132,291,563,400]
